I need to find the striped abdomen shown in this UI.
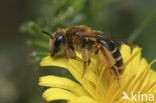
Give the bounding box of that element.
[97,39,123,73]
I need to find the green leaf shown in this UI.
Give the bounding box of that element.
[51,0,87,27]
[32,51,49,57]
[21,21,49,41]
[27,39,49,51]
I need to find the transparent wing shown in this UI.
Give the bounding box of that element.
[79,31,136,48]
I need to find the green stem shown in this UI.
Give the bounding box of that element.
[128,9,156,42]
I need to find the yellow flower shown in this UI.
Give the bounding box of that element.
[39,45,156,103]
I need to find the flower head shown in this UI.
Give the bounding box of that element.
[39,45,156,103]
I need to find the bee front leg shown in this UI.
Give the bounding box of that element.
[81,48,90,78]
[65,48,82,61]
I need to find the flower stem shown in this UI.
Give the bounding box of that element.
[128,9,156,42]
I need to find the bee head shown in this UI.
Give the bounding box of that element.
[42,28,66,56]
[42,30,65,57]
[51,32,66,56]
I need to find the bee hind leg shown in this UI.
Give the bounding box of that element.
[111,66,120,87]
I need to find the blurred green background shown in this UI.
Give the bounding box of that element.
[0,0,156,103]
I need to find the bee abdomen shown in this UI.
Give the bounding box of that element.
[109,45,124,72]
[97,39,123,72]
[112,48,123,69]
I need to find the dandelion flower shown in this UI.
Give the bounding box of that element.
[39,45,156,103]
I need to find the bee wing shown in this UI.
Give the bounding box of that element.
[80,31,136,48]
[104,35,136,48]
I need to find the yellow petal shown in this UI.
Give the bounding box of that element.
[68,96,97,103]
[42,88,78,102]
[39,75,89,96]
[39,44,156,103]
[120,45,131,62]
[148,59,156,81]
[40,52,96,98]
[40,55,67,68]
[82,57,99,84]
[129,47,142,75]
[150,69,156,82]
[66,59,96,98]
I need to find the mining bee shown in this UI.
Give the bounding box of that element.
[42,25,135,82]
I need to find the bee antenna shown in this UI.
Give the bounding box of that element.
[42,31,53,39]
[42,18,54,39]
[46,18,52,34]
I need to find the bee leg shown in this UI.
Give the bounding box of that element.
[65,49,82,61]
[81,48,90,78]
[111,66,120,87]
[50,51,53,57]
[71,56,82,62]
[81,61,88,78]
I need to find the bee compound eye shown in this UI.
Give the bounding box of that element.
[57,35,63,41]
[51,35,65,56]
